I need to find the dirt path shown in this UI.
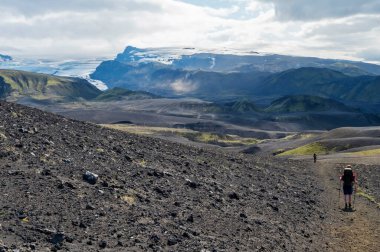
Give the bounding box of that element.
[316,159,380,252]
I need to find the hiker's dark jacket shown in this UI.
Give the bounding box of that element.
[341,172,355,186]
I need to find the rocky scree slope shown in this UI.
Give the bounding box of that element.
[0,101,327,251]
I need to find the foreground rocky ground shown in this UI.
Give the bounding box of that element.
[0,101,328,251]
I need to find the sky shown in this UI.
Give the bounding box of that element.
[1,0,380,63]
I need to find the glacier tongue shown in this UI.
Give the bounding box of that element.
[83,75,108,90]
[0,57,109,90]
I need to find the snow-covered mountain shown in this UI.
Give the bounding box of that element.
[115,46,260,66]
[90,46,380,100]
[0,57,108,90]
[111,46,380,74]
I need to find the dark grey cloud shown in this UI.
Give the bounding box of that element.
[260,0,380,21]
[304,15,380,38]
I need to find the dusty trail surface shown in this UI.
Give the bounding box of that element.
[314,157,380,252]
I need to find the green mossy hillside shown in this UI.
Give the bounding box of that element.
[93,87,158,101]
[0,69,101,101]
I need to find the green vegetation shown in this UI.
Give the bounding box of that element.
[281,133,318,141]
[224,99,257,113]
[180,132,258,146]
[347,148,380,156]
[136,159,147,167]
[356,190,375,202]
[0,69,101,101]
[356,187,378,207]
[94,87,157,101]
[272,149,286,155]
[279,142,329,156]
[102,124,193,135]
[257,68,347,96]
[102,124,259,147]
[265,95,354,113]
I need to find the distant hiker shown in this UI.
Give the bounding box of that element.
[340,165,356,210]
[313,153,317,163]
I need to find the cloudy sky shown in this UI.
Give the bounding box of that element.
[1,0,380,62]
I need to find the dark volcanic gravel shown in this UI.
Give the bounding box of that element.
[0,101,328,251]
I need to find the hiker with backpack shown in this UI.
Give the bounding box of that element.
[340,165,357,210]
[313,153,317,163]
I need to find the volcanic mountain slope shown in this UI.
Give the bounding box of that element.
[93,87,158,102]
[303,127,380,154]
[257,68,380,104]
[0,101,328,251]
[0,70,101,102]
[112,46,380,75]
[90,60,269,98]
[264,95,357,113]
[92,59,380,109]
[91,46,380,102]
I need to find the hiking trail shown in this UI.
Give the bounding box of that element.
[316,159,380,252]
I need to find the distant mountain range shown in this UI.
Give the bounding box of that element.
[0,54,12,62]
[256,68,380,104]
[2,47,380,130]
[91,46,380,109]
[2,69,379,130]
[112,46,380,75]
[0,69,157,103]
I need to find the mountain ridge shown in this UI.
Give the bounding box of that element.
[0,53,12,62]
[90,46,380,107]
[257,68,380,104]
[94,87,159,101]
[264,95,358,113]
[111,46,380,74]
[0,69,101,102]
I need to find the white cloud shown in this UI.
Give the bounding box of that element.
[204,5,241,17]
[245,1,273,14]
[0,0,379,64]
[171,79,199,94]
[356,48,380,63]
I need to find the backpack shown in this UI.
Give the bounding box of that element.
[343,169,354,185]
